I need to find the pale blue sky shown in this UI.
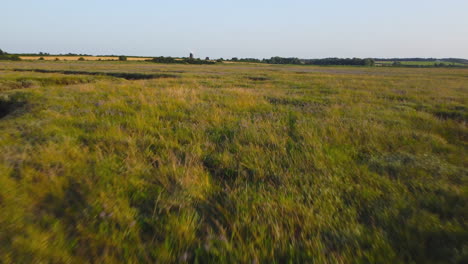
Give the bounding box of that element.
[1,0,467,58]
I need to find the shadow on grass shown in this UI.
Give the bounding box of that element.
[0,95,26,118]
[246,76,271,81]
[13,68,180,80]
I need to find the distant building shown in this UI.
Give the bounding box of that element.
[189,53,194,59]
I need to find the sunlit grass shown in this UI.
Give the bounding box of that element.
[0,61,467,263]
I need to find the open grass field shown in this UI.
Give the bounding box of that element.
[0,60,467,263]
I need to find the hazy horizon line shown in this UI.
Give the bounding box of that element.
[6,50,468,60]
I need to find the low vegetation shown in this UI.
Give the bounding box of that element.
[0,49,21,61]
[0,61,466,263]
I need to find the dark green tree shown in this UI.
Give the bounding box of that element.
[364,59,375,66]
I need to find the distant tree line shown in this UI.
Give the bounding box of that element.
[225,57,375,66]
[376,58,468,65]
[0,49,21,61]
[151,56,178,63]
[226,57,468,67]
[237,58,262,63]
[263,57,303,65]
[220,56,375,66]
[14,52,92,57]
[442,58,468,64]
[389,61,466,68]
[4,48,465,67]
[376,58,439,62]
[304,58,375,66]
[150,57,215,65]
[147,56,466,67]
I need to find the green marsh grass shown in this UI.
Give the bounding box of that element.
[0,61,467,263]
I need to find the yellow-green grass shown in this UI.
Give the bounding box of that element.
[0,61,467,263]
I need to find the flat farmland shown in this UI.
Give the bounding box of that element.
[0,60,467,263]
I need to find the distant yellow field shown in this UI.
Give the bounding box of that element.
[19,56,152,61]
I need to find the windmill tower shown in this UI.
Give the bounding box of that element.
[189,52,194,60]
